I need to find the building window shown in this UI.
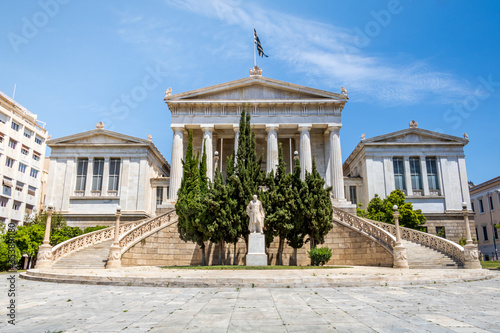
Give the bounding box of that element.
[425,157,439,190]
[11,121,20,131]
[35,136,43,144]
[108,158,120,191]
[0,134,3,143]
[21,146,29,155]
[483,226,488,241]
[409,157,422,190]
[475,227,479,240]
[0,197,8,207]
[28,186,36,196]
[5,157,14,168]
[13,201,21,210]
[495,227,499,240]
[471,202,475,213]
[436,226,446,238]
[8,139,17,149]
[30,168,39,178]
[15,182,23,192]
[479,199,484,213]
[18,163,27,173]
[489,196,494,211]
[393,157,406,191]
[92,158,104,191]
[75,158,88,191]
[24,129,32,139]
[33,152,41,161]
[349,186,357,205]
[156,187,163,206]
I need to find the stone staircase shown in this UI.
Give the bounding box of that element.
[402,240,460,269]
[52,240,113,269]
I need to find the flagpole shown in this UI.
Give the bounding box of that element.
[253,25,256,67]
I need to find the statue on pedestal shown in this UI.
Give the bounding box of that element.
[246,195,265,234]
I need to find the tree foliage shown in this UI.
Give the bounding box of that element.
[302,159,333,249]
[357,189,426,229]
[263,144,300,265]
[176,130,210,265]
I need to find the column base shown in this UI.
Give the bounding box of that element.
[106,244,122,269]
[35,244,53,269]
[463,244,482,269]
[393,244,409,269]
[331,199,357,215]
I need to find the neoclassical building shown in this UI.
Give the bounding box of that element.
[46,123,170,228]
[165,66,354,210]
[343,121,473,242]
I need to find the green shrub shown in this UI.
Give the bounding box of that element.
[308,247,332,266]
[83,225,109,234]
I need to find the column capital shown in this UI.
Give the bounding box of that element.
[298,124,312,132]
[171,124,185,132]
[265,124,279,132]
[201,124,214,132]
[233,125,240,132]
[326,124,342,133]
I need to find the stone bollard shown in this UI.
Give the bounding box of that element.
[392,205,409,269]
[106,205,122,269]
[462,202,482,269]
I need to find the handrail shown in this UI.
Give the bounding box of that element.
[119,210,177,254]
[332,207,396,254]
[51,219,144,262]
[367,219,465,265]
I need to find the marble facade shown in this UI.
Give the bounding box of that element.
[164,67,353,209]
[343,121,474,242]
[45,123,170,228]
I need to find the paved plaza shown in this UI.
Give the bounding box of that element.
[1,270,500,332]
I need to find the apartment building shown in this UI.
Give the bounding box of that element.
[470,176,500,261]
[0,91,48,228]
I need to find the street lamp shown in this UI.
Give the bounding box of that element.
[35,203,55,269]
[214,151,219,172]
[392,205,409,269]
[107,205,122,269]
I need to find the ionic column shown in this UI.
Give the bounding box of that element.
[404,157,413,196]
[233,125,240,165]
[420,155,430,196]
[169,126,184,201]
[323,129,332,187]
[298,124,312,180]
[266,124,279,174]
[102,158,110,195]
[329,126,346,201]
[201,125,214,181]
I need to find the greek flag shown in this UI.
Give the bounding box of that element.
[254,28,268,57]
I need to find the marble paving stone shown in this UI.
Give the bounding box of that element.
[2,271,499,332]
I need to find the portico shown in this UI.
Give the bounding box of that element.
[165,67,352,208]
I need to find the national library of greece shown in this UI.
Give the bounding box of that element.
[39,66,479,269]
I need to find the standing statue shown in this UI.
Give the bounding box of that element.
[246,195,265,234]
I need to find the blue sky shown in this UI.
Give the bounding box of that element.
[1,0,499,184]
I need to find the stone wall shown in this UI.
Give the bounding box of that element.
[121,221,393,267]
[423,212,475,243]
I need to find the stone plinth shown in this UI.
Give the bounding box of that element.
[463,244,482,269]
[246,233,267,266]
[393,244,409,269]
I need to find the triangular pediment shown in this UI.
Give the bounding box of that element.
[48,129,149,146]
[365,128,467,145]
[165,76,347,102]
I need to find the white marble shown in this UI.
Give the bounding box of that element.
[169,126,184,200]
[201,125,214,181]
[266,125,279,174]
[329,126,345,201]
[299,125,312,180]
[246,233,267,266]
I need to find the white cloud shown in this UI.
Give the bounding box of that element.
[164,0,469,105]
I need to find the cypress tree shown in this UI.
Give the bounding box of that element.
[263,144,295,265]
[176,130,210,265]
[303,158,333,250]
[286,158,306,265]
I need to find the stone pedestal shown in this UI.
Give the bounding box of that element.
[106,244,122,269]
[463,243,482,269]
[393,244,409,269]
[246,233,267,266]
[35,243,53,269]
